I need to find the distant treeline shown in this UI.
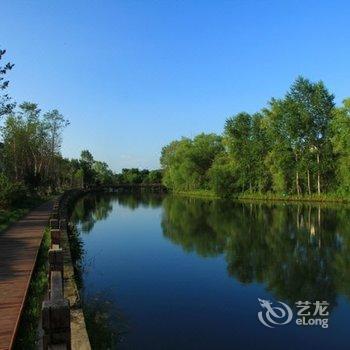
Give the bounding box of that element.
[161,77,350,198]
[0,49,161,209]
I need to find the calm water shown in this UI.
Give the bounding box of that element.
[71,192,350,350]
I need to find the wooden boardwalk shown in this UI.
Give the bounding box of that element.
[0,201,53,350]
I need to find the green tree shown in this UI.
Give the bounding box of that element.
[147,169,162,184]
[0,48,15,117]
[43,109,69,189]
[265,77,335,195]
[250,113,271,191]
[80,150,96,188]
[331,99,350,193]
[208,153,237,196]
[224,112,268,192]
[265,98,300,194]
[161,134,223,191]
[286,77,335,195]
[93,161,113,186]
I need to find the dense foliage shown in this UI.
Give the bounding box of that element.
[161,77,350,198]
[115,168,162,185]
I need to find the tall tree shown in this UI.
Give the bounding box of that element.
[0,48,15,117]
[161,134,223,191]
[286,77,335,194]
[43,110,69,189]
[224,112,254,192]
[266,77,335,195]
[331,99,350,193]
[80,150,96,188]
[250,113,271,191]
[267,97,305,195]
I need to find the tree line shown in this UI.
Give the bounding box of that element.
[161,77,350,198]
[0,49,161,208]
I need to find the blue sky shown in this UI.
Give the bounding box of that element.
[1,1,349,171]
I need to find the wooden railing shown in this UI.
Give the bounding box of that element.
[42,196,71,350]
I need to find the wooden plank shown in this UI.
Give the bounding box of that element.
[0,201,53,350]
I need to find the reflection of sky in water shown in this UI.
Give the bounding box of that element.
[73,193,350,350]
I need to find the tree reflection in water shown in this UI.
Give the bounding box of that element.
[71,193,114,232]
[161,196,350,310]
[71,191,165,233]
[72,192,350,316]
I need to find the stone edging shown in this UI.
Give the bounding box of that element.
[42,190,91,350]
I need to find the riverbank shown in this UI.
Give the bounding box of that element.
[173,190,350,204]
[57,189,91,350]
[0,208,29,232]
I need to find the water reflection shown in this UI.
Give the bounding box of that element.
[162,197,350,310]
[83,290,129,349]
[71,193,114,232]
[71,192,164,232]
[72,193,350,312]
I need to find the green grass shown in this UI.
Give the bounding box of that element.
[235,192,350,203]
[172,189,350,203]
[14,227,50,350]
[0,208,29,232]
[0,196,51,233]
[174,189,220,199]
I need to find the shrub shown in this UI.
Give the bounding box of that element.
[0,173,26,208]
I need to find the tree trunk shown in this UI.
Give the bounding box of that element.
[296,171,300,196]
[295,152,301,196]
[13,140,18,180]
[297,205,300,229]
[316,153,321,195]
[307,169,311,195]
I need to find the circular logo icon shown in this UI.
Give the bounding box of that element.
[258,298,293,328]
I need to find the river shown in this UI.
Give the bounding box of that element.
[71,192,350,350]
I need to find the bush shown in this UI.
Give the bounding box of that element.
[0,173,26,208]
[208,155,237,197]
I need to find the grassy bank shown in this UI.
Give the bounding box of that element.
[174,189,220,199]
[14,227,50,350]
[0,196,49,233]
[173,190,350,203]
[0,208,29,232]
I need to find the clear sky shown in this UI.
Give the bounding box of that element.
[1,1,349,171]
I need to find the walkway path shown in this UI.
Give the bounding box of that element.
[0,201,53,350]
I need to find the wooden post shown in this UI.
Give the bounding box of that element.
[42,298,71,350]
[51,210,59,220]
[50,271,64,300]
[50,219,59,230]
[51,229,61,246]
[49,247,64,287]
[59,219,67,232]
